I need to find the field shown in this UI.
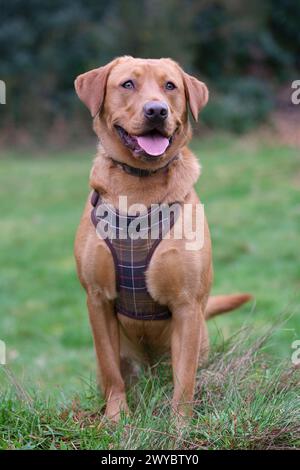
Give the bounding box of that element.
[0,136,299,449]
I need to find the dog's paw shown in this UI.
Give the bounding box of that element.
[105,397,130,423]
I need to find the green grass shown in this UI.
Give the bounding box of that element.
[0,136,299,449]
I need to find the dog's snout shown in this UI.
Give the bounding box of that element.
[143,101,168,122]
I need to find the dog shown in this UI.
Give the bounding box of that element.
[74,56,251,422]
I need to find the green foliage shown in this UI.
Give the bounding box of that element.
[0,0,299,139]
[0,0,108,135]
[202,78,274,133]
[269,0,300,70]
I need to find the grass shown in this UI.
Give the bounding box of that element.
[0,135,299,449]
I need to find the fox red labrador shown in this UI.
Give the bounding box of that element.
[74,56,251,422]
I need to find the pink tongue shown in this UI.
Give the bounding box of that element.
[136,133,169,156]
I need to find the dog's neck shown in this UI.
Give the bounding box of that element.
[109,154,180,178]
[89,146,201,208]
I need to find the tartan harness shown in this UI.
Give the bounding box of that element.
[91,190,180,320]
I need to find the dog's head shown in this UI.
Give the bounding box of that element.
[75,56,208,163]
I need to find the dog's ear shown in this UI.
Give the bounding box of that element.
[183,72,209,121]
[74,64,112,117]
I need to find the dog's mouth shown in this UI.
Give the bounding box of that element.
[115,125,172,158]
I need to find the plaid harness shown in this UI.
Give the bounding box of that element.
[91,190,180,320]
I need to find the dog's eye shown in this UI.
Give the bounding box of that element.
[122,80,134,89]
[165,81,176,91]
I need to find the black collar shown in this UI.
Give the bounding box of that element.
[110,154,179,177]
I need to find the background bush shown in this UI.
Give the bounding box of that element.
[0,0,299,144]
[202,77,274,133]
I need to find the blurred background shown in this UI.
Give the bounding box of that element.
[0,0,299,396]
[0,0,300,147]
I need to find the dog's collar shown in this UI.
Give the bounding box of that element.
[110,154,179,177]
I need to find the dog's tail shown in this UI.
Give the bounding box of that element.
[205,293,252,319]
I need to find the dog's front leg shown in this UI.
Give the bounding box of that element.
[171,301,208,419]
[87,293,128,421]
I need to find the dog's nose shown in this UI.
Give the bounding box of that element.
[143,101,169,122]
